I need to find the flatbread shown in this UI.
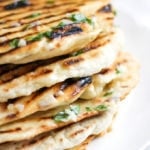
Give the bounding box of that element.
[0,0,114,64]
[0,97,114,144]
[0,105,116,150]
[0,28,122,102]
[0,77,91,126]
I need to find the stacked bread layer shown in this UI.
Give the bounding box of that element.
[0,0,139,150]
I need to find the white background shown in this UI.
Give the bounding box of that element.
[88,0,150,150]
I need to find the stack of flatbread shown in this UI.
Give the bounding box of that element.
[0,0,139,149]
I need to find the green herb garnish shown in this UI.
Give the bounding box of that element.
[70,105,80,115]
[95,105,108,111]
[69,14,93,25]
[28,13,41,18]
[86,105,108,112]
[71,50,83,56]
[113,10,117,16]
[86,17,94,25]
[26,30,53,42]
[85,107,93,112]
[43,31,52,38]
[54,112,69,122]
[54,105,80,122]
[103,91,113,97]
[9,39,19,48]
[116,68,121,74]
[27,33,44,42]
[53,22,67,29]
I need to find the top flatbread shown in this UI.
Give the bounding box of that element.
[0,0,114,64]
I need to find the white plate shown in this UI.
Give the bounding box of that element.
[88,0,150,150]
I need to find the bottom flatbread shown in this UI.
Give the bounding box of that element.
[0,104,117,150]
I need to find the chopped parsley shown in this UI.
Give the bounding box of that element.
[69,14,93,25]
[71,50,83,56]
[43,31,52,38]
[28,13,41,18]
[26,33,45,42]
[95,105,108,111]
[54,112,69,122]
[70,105,80,115]
[103,91,113,97]
[113,10,117,16]
[86,107,93,112]
[85,105,108,112]
[86,18,94,25]
[9,39,19,48]
[54,105,80,122]
[26,30,53,42]
[25,21,67,42]
[53,22,67,29]
[115,68,121,74]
